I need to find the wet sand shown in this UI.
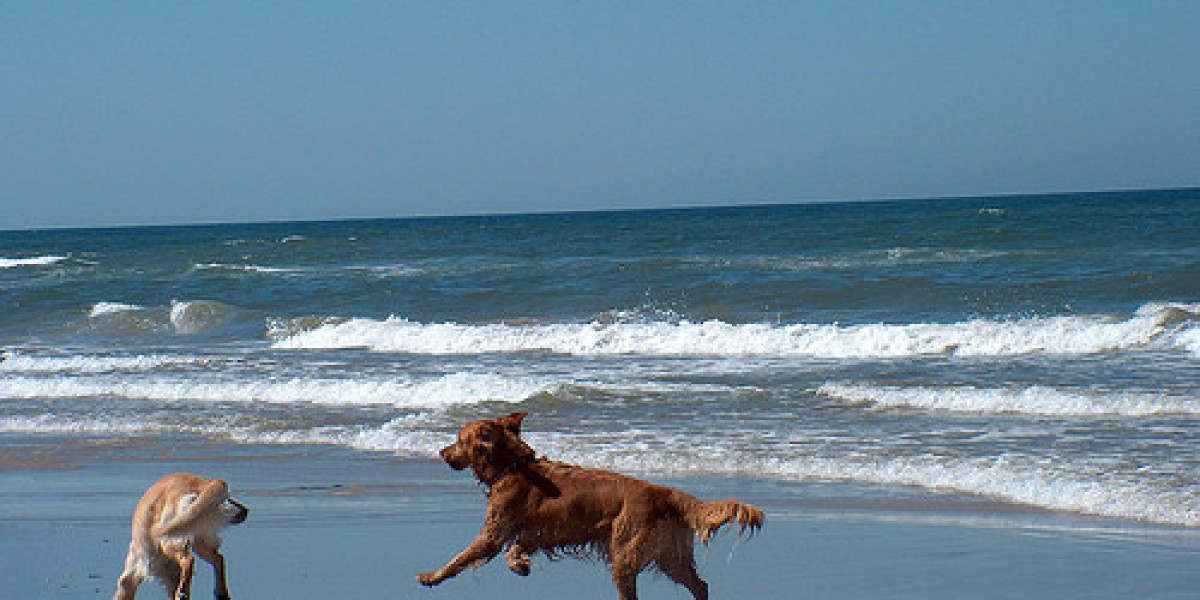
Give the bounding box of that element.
[2,439,1197,599]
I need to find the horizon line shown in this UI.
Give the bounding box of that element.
[5,184,1197,234]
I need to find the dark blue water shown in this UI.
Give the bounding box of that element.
[2,189,1198,525]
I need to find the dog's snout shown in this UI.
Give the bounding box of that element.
[441,443,468,470]
[227,499,249,524]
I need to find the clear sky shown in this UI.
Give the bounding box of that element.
[3,1,1198,230]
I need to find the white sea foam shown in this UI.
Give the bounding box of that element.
[89,302,145,317]
[271,303,1200,358]
[169,300,232,334]
[2,412,1192,526]
[82,299,240,335]
[527,434,1198,526]
[0,414,171,435]
[279,425,1198,526]
[252,417,452,456]
[1180,327,1200,357]
[0,352,200,374]
[752,454,1199,527]
[193,261,436,279]
[345,264,430,277]
[0,372,554,409]
[819,383,1200,417]
[0,414,451,460]
[0,414,304,450]
[0,255,69,268]
[195,263,300,274]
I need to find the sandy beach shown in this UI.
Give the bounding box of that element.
[3,437,1196,600]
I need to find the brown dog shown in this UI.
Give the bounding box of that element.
[113,473,249,600]
[417,412,763,600]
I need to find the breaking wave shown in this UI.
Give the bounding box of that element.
[819,383,1200,417]
[0,255,70,268]
[521,434,1199,527]
[750,453,1199,527]
[3,408,1193,526]
[169,300,232,334]
[272,302,1200,358]
[0,372,555,409]
[76,300,244,335]
[89,302,144,317]
[0,352,204,374]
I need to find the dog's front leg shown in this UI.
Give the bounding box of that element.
[112,546,145,600]
[506,543,532,576]
[417,533,504,586]
[192,538,231,600]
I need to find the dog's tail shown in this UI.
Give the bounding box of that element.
[151,478,231,539]
[684,497,764,544]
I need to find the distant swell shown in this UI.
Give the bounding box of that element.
[194,262,301,274]
[271,302,1200,358]
[77,300,241,335]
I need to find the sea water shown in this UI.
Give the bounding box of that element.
[1,189,1197,527]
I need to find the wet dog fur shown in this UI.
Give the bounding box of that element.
[417,412,763,600]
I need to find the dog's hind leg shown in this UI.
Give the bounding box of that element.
[610,533,651,600]
[658,558,708,600]
[160,544,194,600]
[611,566,639,600]
[192,538,232,600]
[655,525,708,600]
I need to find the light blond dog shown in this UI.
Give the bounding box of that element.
[113,473,248,600]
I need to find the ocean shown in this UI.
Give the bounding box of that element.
[2,188,1197,529]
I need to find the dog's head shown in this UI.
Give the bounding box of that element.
[440,412,537,483]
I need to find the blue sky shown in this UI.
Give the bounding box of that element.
[3,1,1197,229]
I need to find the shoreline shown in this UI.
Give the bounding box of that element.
[3,438,1197,599]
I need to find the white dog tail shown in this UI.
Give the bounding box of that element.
[151,478,231,539]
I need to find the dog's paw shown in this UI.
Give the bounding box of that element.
[505,545,531,576]
[417,571,443,587]
[506,556,531,576]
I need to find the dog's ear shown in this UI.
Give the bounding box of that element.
[497,411,527,434]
